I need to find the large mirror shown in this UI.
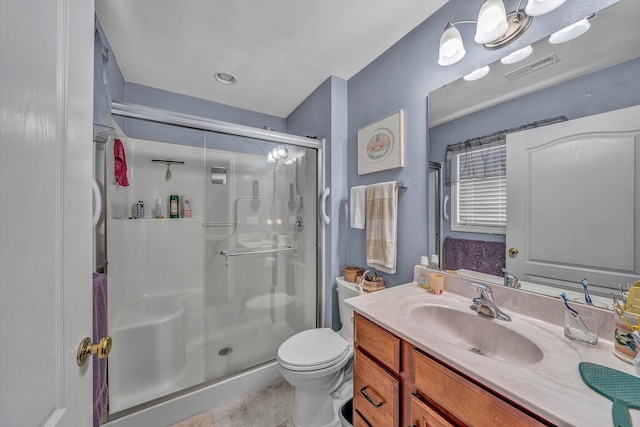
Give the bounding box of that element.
[428,0,640,307]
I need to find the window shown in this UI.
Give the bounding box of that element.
[450,141,506,234]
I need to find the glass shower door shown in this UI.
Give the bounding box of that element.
[202,132,318,381]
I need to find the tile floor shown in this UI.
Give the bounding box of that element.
[173,381,295,427]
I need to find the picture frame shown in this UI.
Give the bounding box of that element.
[357,110,405,175]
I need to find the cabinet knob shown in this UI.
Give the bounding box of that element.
[508,247,519,257]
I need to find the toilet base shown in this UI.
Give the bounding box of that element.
[292,370,344,427]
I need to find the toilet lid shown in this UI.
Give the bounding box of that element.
[278,328,350,371]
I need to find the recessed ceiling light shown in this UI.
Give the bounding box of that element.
[463,65,491,81]
[214,72,236,85]
[500,45,533,65]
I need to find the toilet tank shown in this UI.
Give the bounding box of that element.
[336,277,360,339]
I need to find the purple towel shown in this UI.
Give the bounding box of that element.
[442,237,505,277]
[93,273,108,427]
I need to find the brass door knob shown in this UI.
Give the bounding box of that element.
[76,336,112,366]
[508,247,519,257]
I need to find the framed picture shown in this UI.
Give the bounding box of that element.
[357,110,405,175]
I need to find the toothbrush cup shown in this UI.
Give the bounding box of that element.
[563,309,600,345]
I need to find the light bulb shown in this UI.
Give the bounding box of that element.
[475,0,508,45]
[277,146,288,159]
[548,18,591,44]
[438,25,466,66]
[463,65,490,81]
[500,45,533,65]
[525,0,566,16]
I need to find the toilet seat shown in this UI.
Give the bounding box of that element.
[278,328,351,372]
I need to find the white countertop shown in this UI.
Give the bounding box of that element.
[345,277,638,427]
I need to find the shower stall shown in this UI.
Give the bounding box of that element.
[98,104,324,422]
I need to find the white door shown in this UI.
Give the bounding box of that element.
[506,105,640,293]
[0,0,94,425]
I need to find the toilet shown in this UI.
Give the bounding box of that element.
[244,291,295,323]
[277,277,360,427]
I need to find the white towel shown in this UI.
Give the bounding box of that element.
[350,185,366,229]
[365,181,398,274]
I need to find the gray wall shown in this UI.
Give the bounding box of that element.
[429,56,640,243]
[345,0,618,287]
[287,76,349,329]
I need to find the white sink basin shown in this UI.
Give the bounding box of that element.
[410,305,544,364]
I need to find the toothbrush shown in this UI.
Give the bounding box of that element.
[619,283,629,304]
[560,293,591,337]
[582,278,593,304]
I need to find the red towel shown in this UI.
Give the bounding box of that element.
[114,138,129,186]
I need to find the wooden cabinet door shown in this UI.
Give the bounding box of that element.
[355,313,401,373]
[409,394,455,427]
[413,350,547,427]
[354,348,400,427]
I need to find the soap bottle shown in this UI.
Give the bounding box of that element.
[416,256,431,290]
[154,198,164,218]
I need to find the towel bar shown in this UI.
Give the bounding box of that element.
[220,245,297,266]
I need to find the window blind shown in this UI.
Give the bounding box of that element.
[455,143,506,228]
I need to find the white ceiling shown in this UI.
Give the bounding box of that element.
[96,0,448,118]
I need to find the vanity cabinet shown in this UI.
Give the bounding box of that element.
[354,313,553,427]
[354,313,401,426]
[409,394,455,427]
[412,350,548,427]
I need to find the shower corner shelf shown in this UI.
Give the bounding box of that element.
[94,123,115,143]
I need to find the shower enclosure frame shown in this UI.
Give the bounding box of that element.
[103,102,327,424]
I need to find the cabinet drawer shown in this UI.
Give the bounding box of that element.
[413,350,547,427]
[409,394,455,427]
[354,312,401,373]
[354,348,399,427]
[354,410,372,427]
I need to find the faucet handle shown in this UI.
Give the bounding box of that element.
[501,268,521,289]
[465,281,492,294]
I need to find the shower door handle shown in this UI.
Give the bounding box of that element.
[321,187,330,225]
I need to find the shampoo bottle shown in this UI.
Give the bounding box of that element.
[170,195,179,218]
[182,194,192,218]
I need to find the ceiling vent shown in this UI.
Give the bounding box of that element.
[504,53,561,81]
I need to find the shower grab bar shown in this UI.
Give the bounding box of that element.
[220,245,297,266]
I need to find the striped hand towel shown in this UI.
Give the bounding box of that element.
[365,181,398,274]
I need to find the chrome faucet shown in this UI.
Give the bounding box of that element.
[502,268,521,289]
[465,281,512,321]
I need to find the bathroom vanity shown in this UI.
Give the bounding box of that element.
[354,313,548,426]
[348,271,639,427]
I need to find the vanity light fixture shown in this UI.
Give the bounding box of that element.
[548,16,593,44]
[463,65,491,81]
[438,0,568,66]
[500,44,533,64]
[214,72,236,85]
[267,145,289,162]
